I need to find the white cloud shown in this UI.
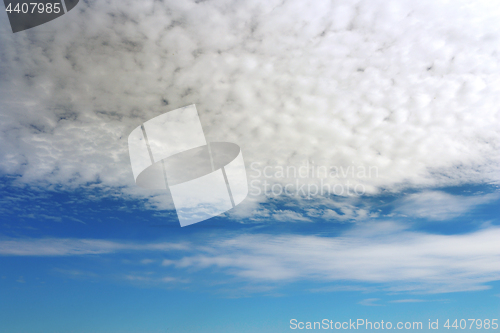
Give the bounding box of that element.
[169,223,500,293]
[54,268,99,279]
[4,223,499,293]
[0,238,187,256]
[389,299,426,303]
[0,0,498,209]
[358,298,382,306]
[309,285,373,293]
[321,207,369,222]
[161,259,175,266]
[394,191,499,220]
[272,210,311,222]
[124,274,178,284]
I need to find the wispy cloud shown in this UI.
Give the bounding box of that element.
[0,238,188,256]
[54,268,99,279]
[3,223,500,293]
[168,224,500,293]
[272,210,311,222]
[309,285,374,293]
[389,299,426,303]
[321,208,369,222]
[394,191,499,220]
[119,271,191,287]
[359,298,382,306]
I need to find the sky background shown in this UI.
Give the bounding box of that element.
[1,0,499,332]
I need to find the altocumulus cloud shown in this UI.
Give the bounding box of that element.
[2,223,500,293]
[0,0,499,210]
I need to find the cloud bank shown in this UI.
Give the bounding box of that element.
[0,0,499,205]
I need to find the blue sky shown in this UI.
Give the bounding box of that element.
[1,176,499,332]
[1,0,500,332]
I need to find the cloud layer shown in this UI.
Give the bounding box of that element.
[3,223,500,293]
[0,0,499,204]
